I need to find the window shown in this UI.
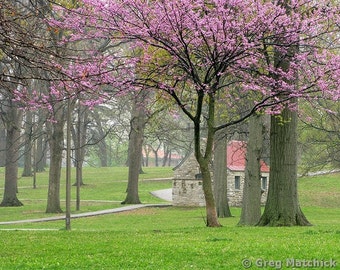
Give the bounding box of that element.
[195,173,202,180]
[261,177,267,190]
[235,176,241,190]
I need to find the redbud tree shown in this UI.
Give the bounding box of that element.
[44,0,340,226]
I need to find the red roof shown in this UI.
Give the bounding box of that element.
[226,140,269,173]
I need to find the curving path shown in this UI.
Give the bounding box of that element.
[0,189,172,225]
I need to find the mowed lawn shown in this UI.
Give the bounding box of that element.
[0,167,339,269]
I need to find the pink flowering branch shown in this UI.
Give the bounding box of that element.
[12,0,333,120]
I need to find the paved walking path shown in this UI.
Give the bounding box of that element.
[150,188,172,202]
[0,203,171,225]
[0,189,173,225]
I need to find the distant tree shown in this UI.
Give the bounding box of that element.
[91,109,110,167]
[0,121,6,167]
[0,97,23,207]
[144,109,194,168]
[21,110,33,177]
[299,99,340,174]
[71,103,89,187]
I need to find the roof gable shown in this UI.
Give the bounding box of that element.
[227,140,269,173]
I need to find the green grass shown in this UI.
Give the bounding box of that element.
[298,174,340,208]
[0,167,339,269]
[0,167,173,221]
[0,207,339,269]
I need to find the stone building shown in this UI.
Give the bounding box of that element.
[172,140,270,207]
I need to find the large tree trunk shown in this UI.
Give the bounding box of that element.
[121,94,146,204]
[45,105,65,213]
[238,113,264,226]
[213,129,232,218]
[258,0,310,226]
[257,107,311,226]
[22,111,33,177]
[0,104,23,207]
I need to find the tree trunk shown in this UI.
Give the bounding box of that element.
[72,105,88,186]
[257,0,310,226]
[199,157,221,227]
[213,129,232,218]
[45,105,65,213]
[22,111,33,177]
[36,133,47,172]
[162,144,170,167]
[92,110,108,167]
[168,150,172,166]
[0,105,23,207]
[143,145,150,167]
[257,107,311,226]
[238,113,264,226]
[122,94,146,204]
[195,93,221,227]
[0,122,6,167]
[153,150,159,167]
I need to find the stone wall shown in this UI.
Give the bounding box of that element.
[172,152,269,207]
[172,179,206,207]
[172,151,209,206]
[226,170,269,207]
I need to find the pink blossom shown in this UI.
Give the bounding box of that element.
[11,0,336,116]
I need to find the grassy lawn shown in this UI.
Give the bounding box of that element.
[0,167,173,221]
[0,167,339,269]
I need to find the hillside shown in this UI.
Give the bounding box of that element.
[298,173,340,208]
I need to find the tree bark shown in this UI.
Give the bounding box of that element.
[143,145,150,167]
[22,111,33,177]
[92,110,109,167]
[195,93,222,227]
[121,93,146,204]
[0,104,23,207]
[45,104,65,213]
[0,122,6,167]
[257,107,311,226]
[258,0,310,226]
[213,129,232,218]
[238,113,264,225]
[162,144,170,167]
[198,156,221,227]
[72,105,88,186]
[36,133,47,172]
